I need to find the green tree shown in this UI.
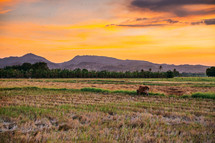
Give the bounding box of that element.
[82,69,89,78]
[21,63,32,71]
[159,66,163,72]
[166,70,174,78]
[74,68,82,78]
[173,69,180,77]
[206,67,215,77]
[32,62,49,71]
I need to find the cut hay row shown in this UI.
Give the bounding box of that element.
[1,86,214,99]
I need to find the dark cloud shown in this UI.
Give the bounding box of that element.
[204,18,215,25]
[165,19,179,24]
[136,18,148,21]
[116,24,166,27]
[105,24,116,27]
[106,17,215,28]
[106,23,166,27]
[191,21,204,25]
[130,0,215,17]
[106,24,166,27]
[105,17,167,28]
[191,18,215,25]
[191,22,203,25]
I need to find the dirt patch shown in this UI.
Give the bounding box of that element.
[162,87,185,95]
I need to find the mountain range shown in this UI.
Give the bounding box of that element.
[0,53,209,73]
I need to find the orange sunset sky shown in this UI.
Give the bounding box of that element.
[0,0,215,65]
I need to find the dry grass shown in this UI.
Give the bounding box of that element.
[0,78,215,142]
[0,78,215,95]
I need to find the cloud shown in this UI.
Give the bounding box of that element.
[191,21,203,25]
[106,18,180,28]
[115,24,166,27]
[130,0,215,17]
[191,18,215,25]
[0,0,19,14]
[165,19,179,24]
[136,18,148,21]
[106,17,215,28]
[0,9,12,14]
[0,0,40,15]
[204,18,215,25]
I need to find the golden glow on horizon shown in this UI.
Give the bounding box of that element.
[0,0,215,66]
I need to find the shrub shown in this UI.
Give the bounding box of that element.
[191,93,215,99]
[181,95,190,98]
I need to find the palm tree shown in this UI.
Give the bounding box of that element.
[159,66,163,72]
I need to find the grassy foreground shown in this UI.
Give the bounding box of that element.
[0,86,215,142]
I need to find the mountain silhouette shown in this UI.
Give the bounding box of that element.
[0,53,209,73]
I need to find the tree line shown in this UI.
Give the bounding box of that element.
[0,62,180,78]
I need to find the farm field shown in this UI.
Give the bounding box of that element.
[0,78,215,142]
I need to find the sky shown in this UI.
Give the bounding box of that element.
[0,0,215,66]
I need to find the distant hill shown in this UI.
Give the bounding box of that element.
[0,53,209,73]
[0,53,60,69]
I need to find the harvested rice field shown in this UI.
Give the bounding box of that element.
[0,78,215,142]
